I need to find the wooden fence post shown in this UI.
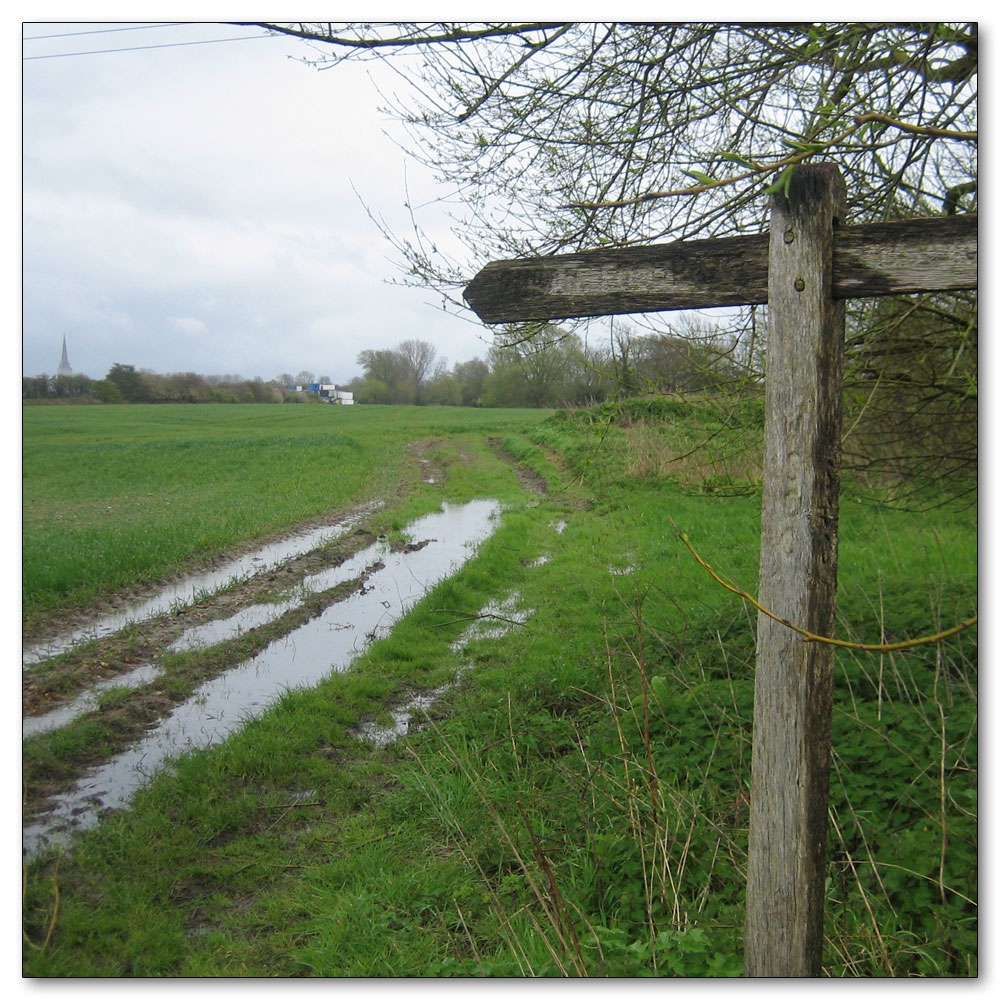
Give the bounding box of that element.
[743,164,846,976]
[463,170,974,978]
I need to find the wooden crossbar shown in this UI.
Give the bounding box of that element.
[464,213,976,323]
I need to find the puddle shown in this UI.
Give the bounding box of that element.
[449,592,531,645]
[166,596,304,654]
[25,542,539,740]
[609,565,639,576]
[354,686,452,748]
[355,590,532,749]
[22,506,378,668]
[23,500,500,857]
[22,663,163,739]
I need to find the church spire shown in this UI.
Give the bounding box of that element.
[57,336,72,376]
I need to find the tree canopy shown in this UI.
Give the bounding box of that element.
[248,22,976,281]
[248,22,977,499]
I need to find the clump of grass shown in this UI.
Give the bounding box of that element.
[622,422,762,491]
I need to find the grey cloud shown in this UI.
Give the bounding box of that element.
[22,23,482,384]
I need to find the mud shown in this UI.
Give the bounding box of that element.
[21,522,384,717]
[23,500,502,857]
[23,663,164,739]
[22,507,382,668]
[488,438,549,496]
[352,591,532,748]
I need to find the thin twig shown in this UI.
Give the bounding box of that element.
[565,111,974,211]
[23,866,59,953]
[673,524,977,653]
[432,609,527,629]
[852,112,977,141]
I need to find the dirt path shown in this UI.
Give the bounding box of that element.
[22,441,452,826]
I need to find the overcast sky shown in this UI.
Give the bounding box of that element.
[22,21,493,384]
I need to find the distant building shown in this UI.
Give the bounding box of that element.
[285,382,354,404]
[57,336,72,376]
[317,384,354,405]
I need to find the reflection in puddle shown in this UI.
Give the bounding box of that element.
[22,664,163,739]
[355,591,533,749]
[166,597,303,654]
[24,500,500,857]
[355,686,451,748]
[22,506,378,668]
[166,542,387,655]
[450,592,531,645]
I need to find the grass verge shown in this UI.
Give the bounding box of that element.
[23,401,976,976]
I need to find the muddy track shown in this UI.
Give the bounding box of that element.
[487,437,549,495]
[487,435,593,512]
[23,526,385,712]
[22,439,446,649]
[22,441,453,827]
[22,529,388,814]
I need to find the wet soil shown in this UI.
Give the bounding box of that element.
[22,440,452,827]
[24,497,503,857]
[29,541,384,708]
[23,530,384,805]
[487,437,549,495]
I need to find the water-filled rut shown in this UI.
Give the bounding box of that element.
[23,499,503,857]
[22,508,379,668]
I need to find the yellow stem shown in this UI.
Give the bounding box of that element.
[677,530,976,653]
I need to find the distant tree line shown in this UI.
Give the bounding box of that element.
[349,325,745,407]
[24,324,746,409]
[22,315,974,502]
[22,364,299,405]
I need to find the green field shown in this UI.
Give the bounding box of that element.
[22,404,548,625]
[23,401,977,977]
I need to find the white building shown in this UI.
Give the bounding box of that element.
[287,382,354,404]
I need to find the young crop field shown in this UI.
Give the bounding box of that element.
[22,400,977,977]
[22,404,547,628]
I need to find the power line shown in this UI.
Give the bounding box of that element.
[23,23,191,41]
[23,33,273,61]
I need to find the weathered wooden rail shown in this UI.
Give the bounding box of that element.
[464,212,976,321]
[463,163,977,977]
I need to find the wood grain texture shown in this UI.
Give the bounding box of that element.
[743,165,845,978]
[462,214,976,323]
[833,214,977,298]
